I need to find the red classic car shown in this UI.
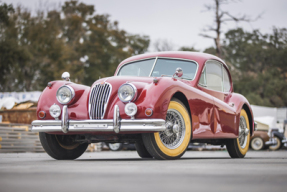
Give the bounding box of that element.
[31,51,255,160]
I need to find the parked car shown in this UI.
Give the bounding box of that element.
[31,51,255,160]
[250,118,287,151]
[250,129,284,150]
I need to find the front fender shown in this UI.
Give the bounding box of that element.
[36,81,90,120]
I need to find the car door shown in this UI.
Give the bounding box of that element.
[198,60,237,138]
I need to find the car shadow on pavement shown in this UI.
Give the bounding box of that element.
[76,158,154,161]
[75,157,232,161]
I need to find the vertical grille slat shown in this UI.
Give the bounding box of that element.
[92,85,100,118]
[96,85,104,118]
[90,85,99,119]
[89,83,112,119]
[101,84,109,117]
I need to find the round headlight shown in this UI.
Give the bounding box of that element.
[49,104,61,118]
[124,102,137,117]
[118,83,137,102]
[56,85,75,104]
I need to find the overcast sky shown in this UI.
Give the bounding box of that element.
[4,0,287,51]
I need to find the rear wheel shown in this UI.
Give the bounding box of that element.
[269,136,282,151]
[107,143,123,151]
[39,133,88,160]
[250,137,264,151]
[226,109,250,158]
[142,98,191,160]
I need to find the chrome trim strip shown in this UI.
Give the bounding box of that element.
[113,105,120,133]
[31,119,166,133]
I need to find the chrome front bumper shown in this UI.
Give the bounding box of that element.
[31,105,166,134]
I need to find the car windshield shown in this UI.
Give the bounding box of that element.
[117,58,197,80]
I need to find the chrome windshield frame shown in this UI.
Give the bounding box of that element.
[116,57,199,81]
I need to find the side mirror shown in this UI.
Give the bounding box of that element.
[62,72,70,81]
[174,68,183,78]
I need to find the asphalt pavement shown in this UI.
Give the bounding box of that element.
[0,150,286,192]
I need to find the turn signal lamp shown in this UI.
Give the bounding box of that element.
[39,111,46,119]
[145,108,153,117]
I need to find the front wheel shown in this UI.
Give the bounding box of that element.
[226,109,250,158]
[39,133,88,160]
[142,98,191,160]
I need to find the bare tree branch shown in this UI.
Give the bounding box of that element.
[200,0,261,58]
[199,34,216,39]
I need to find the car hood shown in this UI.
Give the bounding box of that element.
[92,76,153,96]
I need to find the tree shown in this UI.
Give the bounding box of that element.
[178,46,198,52]
[153,39,174,52]
[0,2,14,25]
[200,0,257,58]
[0,1,150,91]
[223,28,287,107]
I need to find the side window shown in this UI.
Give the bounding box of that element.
[223,67,231,92]
[205,61,223,92]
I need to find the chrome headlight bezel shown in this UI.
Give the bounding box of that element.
[118,83,137,103]
[56,85,75,105]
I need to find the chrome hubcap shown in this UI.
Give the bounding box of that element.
[239,116,249,148]
[109,143,122,150]
[251,138,263,150]
[160,109,185,149]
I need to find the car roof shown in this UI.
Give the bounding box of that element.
[118,51,226,68]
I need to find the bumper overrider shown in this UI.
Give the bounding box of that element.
[31,105,166,134]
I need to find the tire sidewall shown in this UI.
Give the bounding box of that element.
[39,132,88,160]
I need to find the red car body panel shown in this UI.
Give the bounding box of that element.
[36,51,254,139]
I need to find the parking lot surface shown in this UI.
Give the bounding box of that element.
[0,150,286,192]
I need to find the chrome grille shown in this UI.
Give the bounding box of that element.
[89,83,112,119]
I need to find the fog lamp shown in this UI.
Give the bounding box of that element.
[49,104,61,119]
[124,102,137,117]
